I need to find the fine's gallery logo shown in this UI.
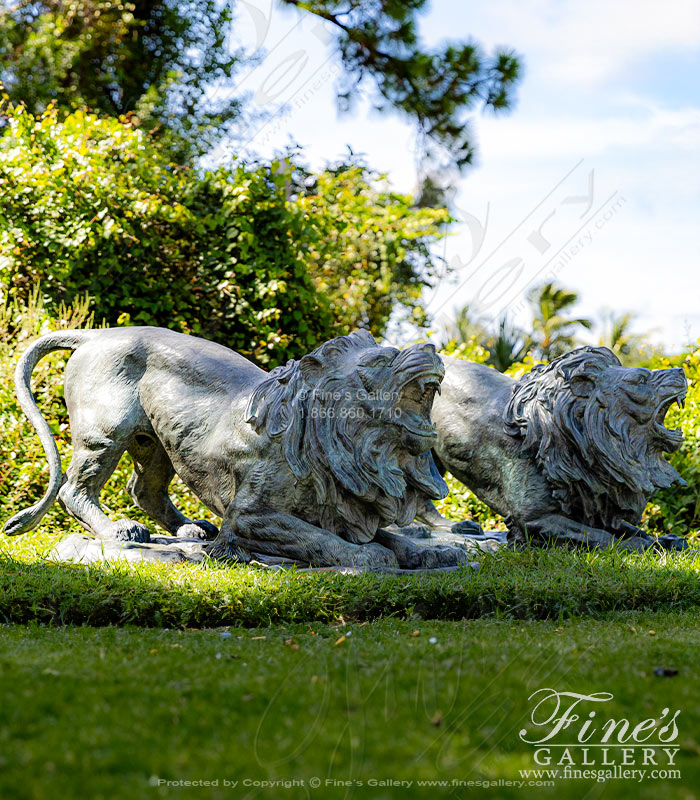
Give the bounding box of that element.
[520,689,680,769]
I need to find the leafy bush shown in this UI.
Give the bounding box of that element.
[296,164,450,334]
[641,346,700,536]
[440,334,491,367]
[0,104,452,365]
[0,293,89,527]
[0,0,245,163]
[0,104,333,365]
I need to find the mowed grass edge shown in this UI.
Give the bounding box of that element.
[2,527,700,627]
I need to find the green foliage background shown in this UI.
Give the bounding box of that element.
[0,0,521,170]
[642,349,700,536]
[0,104,449,366]
[0,0,247,162]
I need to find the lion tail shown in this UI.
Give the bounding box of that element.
[4,330,95,536]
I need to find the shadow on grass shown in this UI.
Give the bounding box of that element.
[1,541,700,628]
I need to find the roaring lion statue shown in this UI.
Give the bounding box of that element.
[416,347,688,550]
[5,326,468,568]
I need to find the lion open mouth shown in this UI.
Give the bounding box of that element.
[396,375,441,437]
[653,388,686,451]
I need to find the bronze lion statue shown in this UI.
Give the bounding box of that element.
[417,347,688,551]
[5,327,469,568]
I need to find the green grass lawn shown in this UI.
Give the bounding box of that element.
[3,527,700,628]
[1,612,699,800]
[2,527,700,798]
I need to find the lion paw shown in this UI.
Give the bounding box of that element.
[205,535,251,564]
[176,520,219,541]
[411,544,470,569]
[450,519,484,536]
[103,518,151,543]
[349,543,399,570]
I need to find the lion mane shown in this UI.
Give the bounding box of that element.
[245,329,448,543]
[503,347,684,530]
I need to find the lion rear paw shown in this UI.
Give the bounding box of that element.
[176,520,219,541]
[103,519,151,543]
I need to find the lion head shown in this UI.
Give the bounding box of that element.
[503,346,687,530]
[245,329,448,543]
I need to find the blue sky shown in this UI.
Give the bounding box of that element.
[216,0,700,350]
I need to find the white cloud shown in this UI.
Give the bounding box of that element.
[469,0,700,87]
[476,103,700,160]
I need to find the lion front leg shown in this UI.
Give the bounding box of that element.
[513,514,654,552]
[203,515,251,563]
[207,505,399,569]
[373,529,470,569]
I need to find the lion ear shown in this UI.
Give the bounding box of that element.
[299,355,324,383]
[570,375,595,398]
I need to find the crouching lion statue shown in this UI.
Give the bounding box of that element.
[416,347,688,551]
[5,326,470,569]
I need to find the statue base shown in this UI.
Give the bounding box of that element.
[48,527,503,571]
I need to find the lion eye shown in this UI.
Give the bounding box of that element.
[361,354,392,370]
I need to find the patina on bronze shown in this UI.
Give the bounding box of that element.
[5,327,469,568]
[417,347,688,551]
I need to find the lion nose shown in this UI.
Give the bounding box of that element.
[652,367,687,387]
[669,367,687,386]
[415,342,437,355]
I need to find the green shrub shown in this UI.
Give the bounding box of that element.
[0,104,452,365]
[0,104,332,365]
[641,345,700,536]
[1,293,82,525]
[296,164,450,333]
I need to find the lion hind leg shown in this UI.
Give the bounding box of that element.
[127,438,218,541]
[59,438,150,543]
